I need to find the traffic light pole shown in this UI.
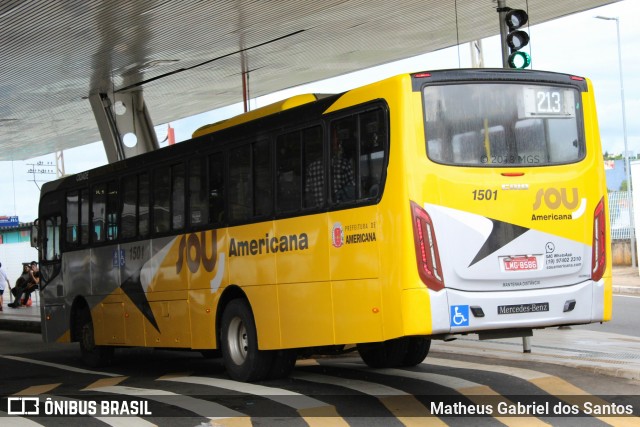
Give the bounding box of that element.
[497,0,510,68]
[499,3,531,353]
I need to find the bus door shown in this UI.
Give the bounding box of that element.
[36,191,65,342]
[327,109,387,344]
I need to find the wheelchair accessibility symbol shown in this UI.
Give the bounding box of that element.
[450,305,469,327]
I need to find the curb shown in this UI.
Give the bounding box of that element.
[431,345,640,382]
[0,318,41,334]
[613,286,640,296]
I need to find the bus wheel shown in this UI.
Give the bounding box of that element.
[400,337,431,367]
[77,307,114,368]
[266,349,297,380]
[220,299,273,382]
[357,337,409,369]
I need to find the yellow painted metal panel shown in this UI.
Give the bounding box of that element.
[328,207,380,281]
[123,302,145,346]
[244,285,281,349]
[189,289,217,349]
[400,288,433,335]
[145,300,191,347]
[228,222,277,286]
[101,302,125,344]
[332,279,383,344]
[279,281,333,348]
[276,215,329,284]
[193,94,317,138]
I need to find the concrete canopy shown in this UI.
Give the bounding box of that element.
[0,0,619,160]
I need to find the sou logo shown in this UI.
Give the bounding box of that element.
[533,188,580,211]
[176,230,218,274]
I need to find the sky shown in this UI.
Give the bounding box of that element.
[1,0,639,223]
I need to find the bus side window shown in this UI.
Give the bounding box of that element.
[359,109,386,199]
[229,145,252,222]
[303,126,324,208]
[139,173,150,237]
[66,191,79,246]
[92,183,106,242]
[253,139,272,217]
[106,181,118,240]
[80,189,90,245]
[330,117,357,203]
[121,175,137,239]
[189,157,209,227]
[209,153,225,224]
[153,167,171,233]
[277,132,302,213]
[44,216,62,261]
[171,163,185,230]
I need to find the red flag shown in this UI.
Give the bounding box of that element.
[168,123,176,145]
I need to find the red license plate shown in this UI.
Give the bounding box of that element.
[504,256,538,271]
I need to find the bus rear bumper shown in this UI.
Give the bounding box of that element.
[428,279,607,335]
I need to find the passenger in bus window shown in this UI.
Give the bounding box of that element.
[304,155,324,207]
[303,130,325,208]
[330,129,356,203]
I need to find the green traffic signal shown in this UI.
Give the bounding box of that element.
[508,51,531,69]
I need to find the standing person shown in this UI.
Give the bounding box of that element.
[0,262,10,311]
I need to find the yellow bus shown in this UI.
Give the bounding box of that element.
[33,69,611,382]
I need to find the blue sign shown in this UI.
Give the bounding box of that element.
[0,216,19,227]
[112,249,125,267]
[450,305,470,327]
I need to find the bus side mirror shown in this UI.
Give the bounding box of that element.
[31,220,39,249]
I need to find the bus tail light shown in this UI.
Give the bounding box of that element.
[411,201,444,291]
[591,197,606,282]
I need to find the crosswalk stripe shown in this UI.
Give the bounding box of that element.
[324,361,550,426]
[86,384,245,420]
[13,383,61,395]
[0,410,44,426]
[293,371,446,427]
[84,376,128,390]
[427,357,640,426]
[0,355,120,377]
[159,374,349,427]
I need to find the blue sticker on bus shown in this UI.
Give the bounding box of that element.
[112,249,125,268]
[450,305,469,327]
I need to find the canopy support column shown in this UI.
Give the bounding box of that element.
[89,90,160,164]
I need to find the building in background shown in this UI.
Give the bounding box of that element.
[0,219,38,286]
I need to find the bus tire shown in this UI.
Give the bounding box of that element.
[77,306,114,368]
[401,337,431,367]
[357,337,409,369]
[220,299,273,382]
[266,349,297,380]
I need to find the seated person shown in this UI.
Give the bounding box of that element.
[9,261,39,308]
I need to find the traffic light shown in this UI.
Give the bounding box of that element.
[504,8,530,68]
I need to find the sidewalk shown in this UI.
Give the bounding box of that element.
[610,265,640,296]
[1,266,639,382]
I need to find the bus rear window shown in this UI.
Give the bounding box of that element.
[424,83,584,167]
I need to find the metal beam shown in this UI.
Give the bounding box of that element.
[89,90,160,164]
[114,90,160,158]
[89,92,125,164]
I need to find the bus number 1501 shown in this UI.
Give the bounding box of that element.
[472,189,498,201]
